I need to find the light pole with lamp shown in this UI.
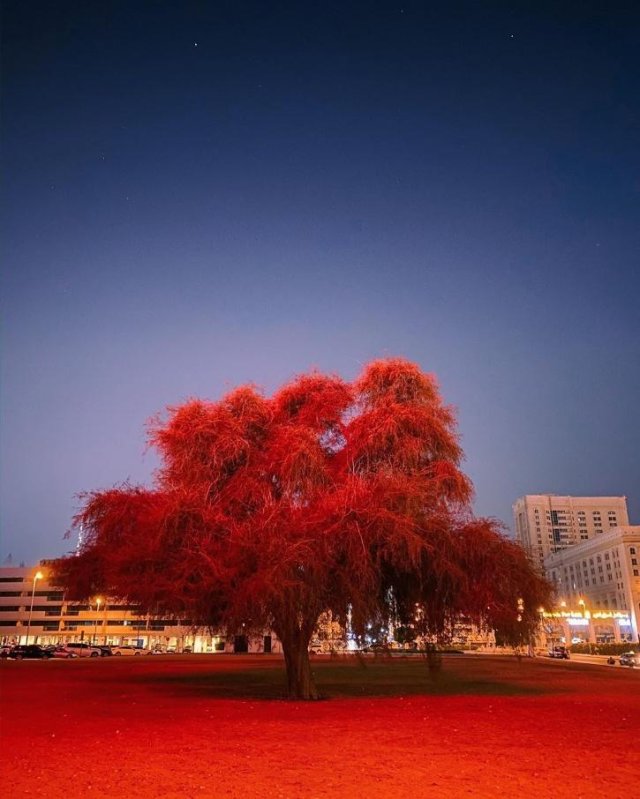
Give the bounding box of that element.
[26,570,44,645]
[577,597,594,648]
[102,600,107,645]
[578,597,586,648]
[558,599,567,646]
[516,597,525,656]
[94,597,103,646]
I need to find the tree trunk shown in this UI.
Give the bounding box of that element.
[277,622,319,700]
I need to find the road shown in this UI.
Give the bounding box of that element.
[560,652,639,670]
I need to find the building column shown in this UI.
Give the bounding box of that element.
[613,621,622,643]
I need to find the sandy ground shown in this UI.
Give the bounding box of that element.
[1,653,638,798]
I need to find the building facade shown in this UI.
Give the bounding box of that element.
[544,526,640,643]
[513,494,629,569]
[0,565,282,653]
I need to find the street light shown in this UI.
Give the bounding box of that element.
[577,598,590,647]
[94,597,103,645]
[26,570,44,645]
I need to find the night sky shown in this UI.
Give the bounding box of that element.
[2,1,639,565]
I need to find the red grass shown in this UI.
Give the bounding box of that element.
[2,655,638,798]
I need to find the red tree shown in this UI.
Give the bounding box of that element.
[53,359,549,698]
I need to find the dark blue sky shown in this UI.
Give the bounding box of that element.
[2,1,639,564]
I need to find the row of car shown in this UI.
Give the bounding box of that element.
[0,643,193,659]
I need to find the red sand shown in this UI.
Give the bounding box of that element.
[1,654,638,798]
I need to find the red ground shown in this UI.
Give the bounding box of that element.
[1,654,638,798]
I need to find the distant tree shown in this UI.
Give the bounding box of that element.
[52,358,550,699]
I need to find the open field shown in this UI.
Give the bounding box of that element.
[1,653,638,798]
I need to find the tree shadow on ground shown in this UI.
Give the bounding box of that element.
[133,658,553,701]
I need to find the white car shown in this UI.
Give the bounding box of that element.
[65,643,103,658]
[619,651,640,667]
[547,646,570,659]
[111,645,146,656]
[51,646,79,659]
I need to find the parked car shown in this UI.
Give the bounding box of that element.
[548,646,570,659]
[1,644,16,658]
[9,645,53,660]
[619,651,639,667]
[65,643,103,658]
[51,646,79,659]
[96,646,114,656]
[111,645,146,656]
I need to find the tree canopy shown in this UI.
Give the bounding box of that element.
[53,358,550,698]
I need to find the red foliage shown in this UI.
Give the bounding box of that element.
[52,358,550,697]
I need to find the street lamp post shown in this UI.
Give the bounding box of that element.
[26,570,43,645]
[577,598,594,648]
[94,597,102,645]
[516,596,524,653]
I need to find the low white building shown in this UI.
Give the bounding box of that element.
[0,564,281,653]
[544,526,640,644]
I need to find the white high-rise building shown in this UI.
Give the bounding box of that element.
[513,495,629,569]
[545,526,640,643]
